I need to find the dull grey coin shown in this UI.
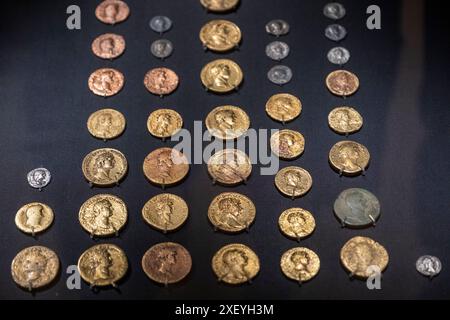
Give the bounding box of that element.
[267,65,292,85]
[416,255,442,278]
[151,39,173,59]
[325,24,347,41]
[265,41,290,61]
[327,46,350,65]
[149,15,172,34]
[334,188,380,227]
[265,19,290,37]
[323,3,346,20]
[27,168,51,190]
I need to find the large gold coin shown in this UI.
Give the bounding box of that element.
[340,236,389,279]
[87,108,126,140]
[78,244,128,287]
[278,208,315,241]
[147,109,183,139]
[11,246,59,290]
[15,202,54,236]
[208,192,256,233]
[275,166,312,199]
[142,193,188,233]
[265,93,302,123]
[200,0,239,12]
[79,194,127,237]
[329,140,370,175]
[326,70,359,97]
[212,243,260,284]
[200,20,241,52]
[270,129,305,159]
[201,59,243,93]
[88,68,124,97]
[207,149,252,185]
[328,106,363,135]
[280,247,320,282]
[205,105,250,140]
[82,148,128,186]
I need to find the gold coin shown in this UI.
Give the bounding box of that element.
[78,243,128,287]
[200,20,241,52]
[15,202,54,235]
[147,109,183,139]
[87,108,126,140]
[326,70,360,97]
[200,0,239,12]
[328,106,363,135]
[11,246,59,290]
[278,208,315,241]
[143,147,190,187]
[88,68,124,97]
[208,192,256,233]
[280,247,320,282]
[79,194,127,237]
[340,236,389,279]
[82,148,128,186]
[329,140,370,175]
[205,105,250,140]
[265,93,302,123]
[212,243,260,284]
[142,193,188,233]
[270,129,305,159]
[274,166,312,199]
[200,59,243,93]
[207,149,252,185]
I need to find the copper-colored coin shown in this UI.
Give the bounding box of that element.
[205,105,250,140]
[147,109,183,139]
[328,106,363,135]
[144,67,179,96]
[207,149,252,185]
[325,70,359,97]
[88,68,124,97]
[200,0,239,12]
[95,0,130,25]
[274,166,312,199]
[142,242,192,284]
[15,202,54,236]
[265,93,302,123]
[270,129,305,159]
[280,247,320,282]
[142,193,188,233]
[82,148,128,186]
[91,33,125,59]
[143,147,190,187]
[200,20,242,52]
[278,208,315,241]
[87,108,126,140]
[329,140,370,175]
[201,59,243,93]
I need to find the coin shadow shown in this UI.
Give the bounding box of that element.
[332,210,380,230]
[327,159,371,177]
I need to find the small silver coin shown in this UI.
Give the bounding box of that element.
[149,15,172,34]
[323,3,346,20]
[267,65,292,85]
[334,188,380,227]
[327,46,350,65]
[265,19,290,37]
[416,255,442,278]
[27,168,51,189]
[265,41,290,61]
[151,39,173,59]
[325,24,347,41]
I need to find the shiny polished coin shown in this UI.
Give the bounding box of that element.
[200,20,241,52]
[27,168,51,190]
[78,244,128,287]
[212,243,259,284]
[268,65,292,85]
[143,147,189,187]
[207,149,252,185]
[79,194,127,237]
[280,247,320,283]
[265,19,290,37]
[328,106,363,135]
[325,24,347,41]
[278,208,315,241]
[327,47,350,65]
[323,2,346,20]
[15,202,54,236]
[150,39,173,59]
[91,33,125,60]
[147,109,183,139]
[329,141,370,175]
[326,70,359,97]
[87,108,126,140]
[275,166,312,199]
[144,67,179,96]
[95,0,130,25]
[416,255,442,278]
[208,192,256,233]
[142,194,188,233]
[82,148,128,186]
[340,236,389,279]
[334,188,380,227]
[200,0,239,12]
[11,246,59,290]
[266,41,290,61]
[149,15,172,34]
[201,59,243,93]
[142,242,192,284]
[265,93,302,123]
[205,105,250,140]
[270,129,305,159]
[88,68,124,97]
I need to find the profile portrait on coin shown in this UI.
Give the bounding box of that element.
[92,33,125,59]
[268,65,292,85]
[149,15,172,33]
[287,211,307,232]
[95,0,129,25]
[210,63,231,88]
[328,107,363,135]
[266,41,290,61]
[327,46,350,65]
[89,68,124,97]
[416,255,442,277]
[222,248,249,282]
[27,168,51,189]
[214,109,236,134]
[210,22,233,46]
[144,67,179,96]
[93,151,116,180]
[151,39,173,59]
[86,247,113,281]
[285,170,305,190]
[323,2,346,20]
[265,19,290,36]
[217,197,246,229]
[24,204,44,228]
[155,113,172,136]
[290,250,313,275]
[156,198,174,225]
[325,24,347,41]
[334,188,380,227]
[155,247,177,276]
[92,199,113,230]
[330,141,369,174]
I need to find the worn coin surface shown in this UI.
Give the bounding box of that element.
[142,242,192,284]
[275,166,312,199]
[328,106,363,135]
[147,109,183,139]
[95,0,130,25]
[327,46,350,65]
[87,108,126,140]
[329,141,370,175]
[270,129,305,159]
[150,39,173,59]
[149,15,172,33]
[200,0,239,12]
[416,255,442,278]
[280,247,320,282]
[82,148,128,186]
[27,168,51,190]
[207,149,252,185]
[201,59,243,93]
[205,105,249,140]
[267,65,292,85]
[265,19,290,36]
[142,193,188,232]
[325,24,347,41]
[88,68,124,97]
[212,243,259,284]
[91,33,125,59]
[265,93,302,123]
[15,202,54,235]
[266,41,290,61]
[334,188,380,227]
[326,70,359,97]
[143,147,189,186]
[323,2,346,20]
[278,208,315,241]
[144,67,179,96]
[200,20,241,52]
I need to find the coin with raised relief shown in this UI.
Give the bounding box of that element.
[205,105,250,140]
[91,33,125,60]
[280,247,320,283]
[265,19,290,37]
[326,70,359,97]
[334,188,380,228]
[207,149,252,185]
[87,108,126,140]
[328,106,363,135]
[15,202,54,236]
[267,65,292,85]
[275,166,312,199]
[144,67,179,96]
[201,59,243,93]
[329,140,370,175]
[327,46,350,65]
[265,41,290,61]
[95,0,130,25]
[27,168,51,190]
[200,20,241,52]
[149,15,172,34]
[278,208,315,241]
[265,93,302,123]
[143,147,189,187]
[88,68,124,97]
[150,39,173,59]
[142,193,188,233]
[200,0,239,12]
[147,109,183,139]
[323,2,346,20]
[416,255,442,278]
[270,129,305,160]
[82,148,128,186]
[325,24,347,41]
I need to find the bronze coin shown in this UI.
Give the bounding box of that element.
[95,0,130,25]
[325,70,359,97]
[88,68,124,97]
[144,67,179,96]
[91,33,126,60]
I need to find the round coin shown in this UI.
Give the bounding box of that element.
[280,247,320,282]
[201,59,243,93]
[149,15,172,34]
[325,24,347,41]
[200,0,239,12]
[323,2,346,20]
[143,147,189,187]
[142,194,188,233]
[327,46,350,65]
[278,208,315,241]
[82,148,128,186]
[27,168,51,190]
[207,149,252,185]
[270,129,305,159]
[144,67,179,96]
[265,19,290,37]
[416,255,442,278]
[15,202,54,236]
[95,0,130,25]
[334,188,380,227]
[325,70,359,97]
[267,65,292,85]
[274,166,312,199]
[265,41,290,61]
[265,93,302,123]
[205,105,250,140]
[200,20,241,52]
[147,109,183,139]
[88,68,124,97]
[329,140,370,175]
[150,39,173,59]
[91,33,125,60]
[87,108,126,140]
[328,106,363,135]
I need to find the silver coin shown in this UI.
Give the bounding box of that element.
[323,3,346,20]
[416,255,442,278]
[27,168,51,189]
[265,19,290,37]
[327,46,350,65]
[267,65,292,85]
[151,39,173,59]
[265,41,290,61]
[149,15,172,34]
[334,188,380,227]
[325,24,347,41]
